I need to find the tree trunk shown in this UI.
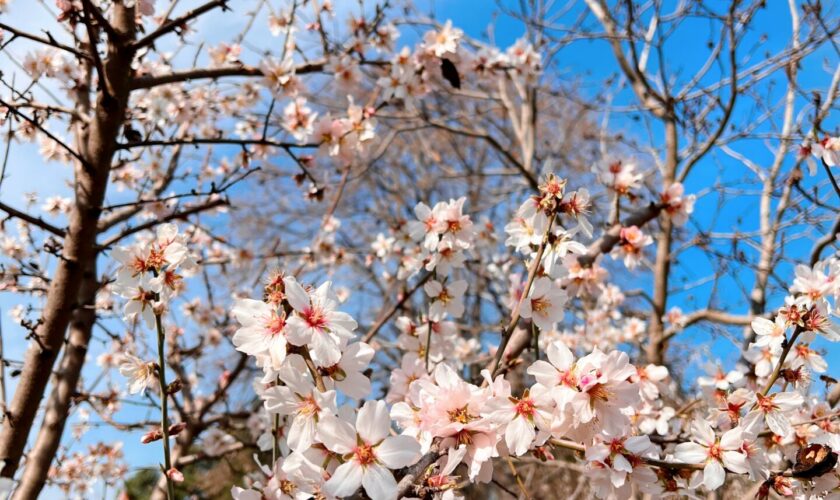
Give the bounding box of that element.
[645,118,678,365]
[12,258,98,499]
[0,4,136,479]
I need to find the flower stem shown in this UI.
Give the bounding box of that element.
[272,399,280,464]
[491,216,555,377]
[424,271,437,373]
[758,325,803,397]
[300,346,326,392]
[154,311,175,500]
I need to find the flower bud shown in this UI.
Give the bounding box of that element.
[168,422,187,436]
[166,379,183,395]
[167,468,184,483]
[141,429,163,444]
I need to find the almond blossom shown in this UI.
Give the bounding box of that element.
[482,377,555,456]
[321,342,374,399]
[519,277,567,331]
[263,356,338,452]
[661,182,696,226]
[585,434,660,498]
[231,298,289,370]
[118,354,155,395]
[751,315,787,351]
[283,277,358,367]
[743,392,805,437]
[424,279,467,320]
[674,420,749,490]
[612,225,652,269]
[318,401,420,500]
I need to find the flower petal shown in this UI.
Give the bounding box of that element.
[376,435,421,469]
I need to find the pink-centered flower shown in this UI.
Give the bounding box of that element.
[263,355,338,452]
[673,420,748,491]
[318,400,420,500]
[231,298,288,370]
[743,391,804,437]
[519,277,566,331]
[283,276,358,367]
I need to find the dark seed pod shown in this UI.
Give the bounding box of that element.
[792,444,838,478]
[440,58,461,89]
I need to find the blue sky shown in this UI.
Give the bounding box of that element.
[1,0,838,497]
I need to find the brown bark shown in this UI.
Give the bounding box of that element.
[12,259,98,499]
[0,4,136,479]
[644,119,678,365]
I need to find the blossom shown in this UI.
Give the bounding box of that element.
[504,199,548,253]
[561,188,594,237]
[283,97,316,143]
[585,434,658,498]
[790,263,832,306]
[482,379,554,456]
[231,298,289,370]
[527,340,579,392]
[408,201,445,251]
[638,406,676,436]
[231,452,322,499]
[541,227,586,277]
[112,273,161,328]
[743,391,804,437]
[118,353,155,395]
[664,306,686,331]
[673,420,748,490]
[326,55,362,88]
[744,344,779,378]
[318,401,421,500]
[611,225,652,269]
[632,364,669,400]
[414,364,498,481]
[816,136,840,166]
[261,56,299,96]
[697,364,744,392]
[661,183,696,226]
[386,353,428,403]
[371,233,395,259]
[790,342,827,372]
[321,342,374,399]
[424,279,467,320]
[283,277,358,367]
[597,159,642,195]
[112,223,193,281]
[751,315,787,351]
[519,277,567,332]
[263,356,338,452]
[567,349,639,434]
[437,198,475,250]
[423,20,462,57]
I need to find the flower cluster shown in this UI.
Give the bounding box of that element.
[111,223,196,329]
[101,157,840,500]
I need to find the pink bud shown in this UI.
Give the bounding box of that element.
[168,422,187,436]
[141,429,163,444]
[167,468,184,483]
